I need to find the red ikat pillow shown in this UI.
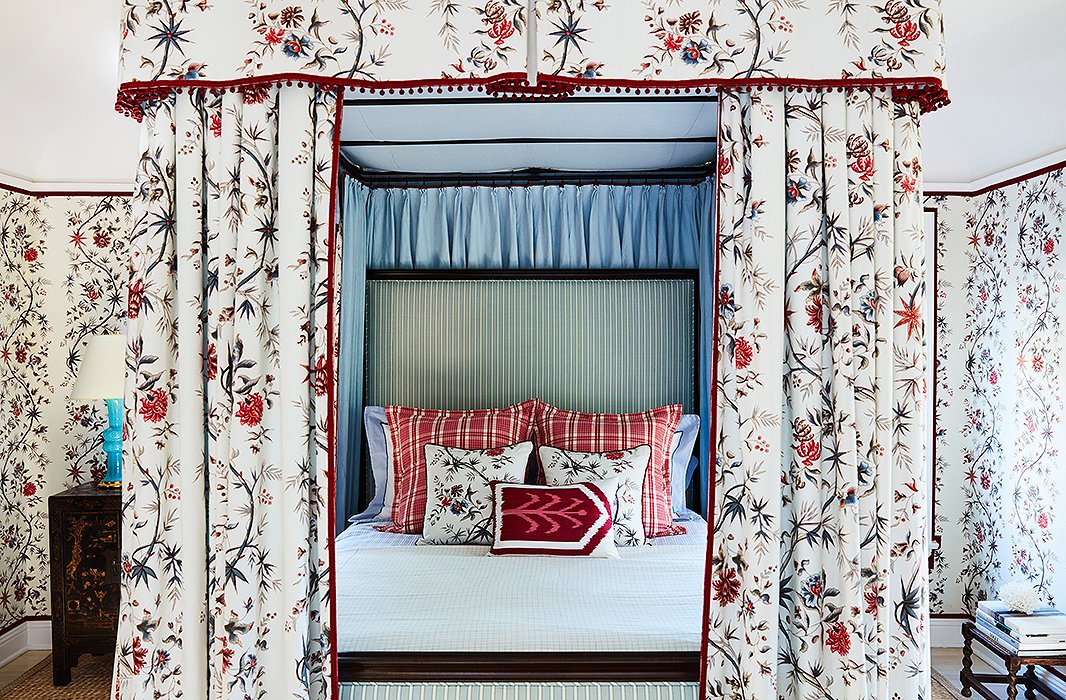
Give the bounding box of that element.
[385,399,538,533]
[533,403,683,538]
[489,480,619,558]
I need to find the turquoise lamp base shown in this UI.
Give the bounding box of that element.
[99,398,123,489]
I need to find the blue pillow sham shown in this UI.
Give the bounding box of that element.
[353,406,700,522]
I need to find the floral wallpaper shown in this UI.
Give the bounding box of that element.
[0,186,130,633]
[61,198,131,485]
[929,164,1066,614]
[0,192,52,631]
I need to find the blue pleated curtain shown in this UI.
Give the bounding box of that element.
[337,179,715,526]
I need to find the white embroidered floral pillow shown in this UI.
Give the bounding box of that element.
[420,441,533,545]
[539,444,652,546]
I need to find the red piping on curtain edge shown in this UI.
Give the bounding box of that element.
[114,73,950,122]
[698,92,725,700]
[326,86,345,700]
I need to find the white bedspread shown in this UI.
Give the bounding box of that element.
[335,523,706,653]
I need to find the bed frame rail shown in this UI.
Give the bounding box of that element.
[338,651,700,682]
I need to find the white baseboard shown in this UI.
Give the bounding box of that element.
[0,619,52,668]
[26,620,51,650]
[0,624,27,669]
[931,617,966,648]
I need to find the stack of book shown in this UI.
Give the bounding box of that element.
[976,600,1066,655]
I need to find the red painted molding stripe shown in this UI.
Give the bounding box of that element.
[0,181,132,198]
[925,159,1066,198]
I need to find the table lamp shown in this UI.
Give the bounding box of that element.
[70,334,125,488]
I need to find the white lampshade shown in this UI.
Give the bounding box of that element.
[70,334,126,400]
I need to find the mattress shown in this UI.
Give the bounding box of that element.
[335,513,706,653]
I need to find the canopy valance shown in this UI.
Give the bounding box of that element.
[116,0,948,119]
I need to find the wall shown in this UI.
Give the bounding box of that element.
[0,187,129,632]
[1,167,1062,624]
[929,163,1066,615]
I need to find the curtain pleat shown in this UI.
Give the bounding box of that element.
[361,182,711,271]
[337,181,714,523]
[706,88,928,700]
[116,85,337,700]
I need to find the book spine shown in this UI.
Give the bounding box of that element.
[975,619,1020,650]
[976,610,1020,640]
[975,620,1066,653]
[976,607,1066,639]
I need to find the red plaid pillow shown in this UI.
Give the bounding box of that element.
[386,400,538,533]
[534,403,683,537]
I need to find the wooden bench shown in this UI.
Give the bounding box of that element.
[962,620,1066,700]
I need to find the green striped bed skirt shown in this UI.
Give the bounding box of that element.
[338,683,699,700]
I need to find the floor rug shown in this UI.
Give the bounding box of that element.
[932,667,968,700]
[0,654,111,699]
[0,655,974,700]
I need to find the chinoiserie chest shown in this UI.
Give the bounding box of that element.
[48,482,121,685]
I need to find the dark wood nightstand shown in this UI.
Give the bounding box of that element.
[48,483,121,686]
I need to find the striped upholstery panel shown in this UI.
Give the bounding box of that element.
[364,279,695,413]
[338,683,699,700]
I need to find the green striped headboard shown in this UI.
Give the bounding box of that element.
[363,275,696,413]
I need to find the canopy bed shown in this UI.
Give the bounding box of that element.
[111,2,947,700]
[334,268,706,681]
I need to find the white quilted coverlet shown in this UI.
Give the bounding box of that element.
[335,538,704,653]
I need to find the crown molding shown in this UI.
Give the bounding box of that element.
[4,148,1065,200]
[0,169,133,197]
[925,148,1066,197]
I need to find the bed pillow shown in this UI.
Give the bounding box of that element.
[669,414,700,516]
[386,399,538,533]
[350,406,393,521]
[540,444,651,547]
[534,403,683,537]
[489,479,619,558]
[421,442,533,545]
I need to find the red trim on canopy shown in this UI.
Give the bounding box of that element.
[116,73,949,121]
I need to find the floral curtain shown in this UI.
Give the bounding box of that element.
[707,87,928,700]
[535,1,945,91]
[115,83,339,699]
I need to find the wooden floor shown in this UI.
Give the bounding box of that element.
[0,648,1025,699]
[0,651,49,692]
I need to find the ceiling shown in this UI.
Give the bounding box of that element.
[1,0,1063,189]
[921,0,1066,186]
[340,97,717,175]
